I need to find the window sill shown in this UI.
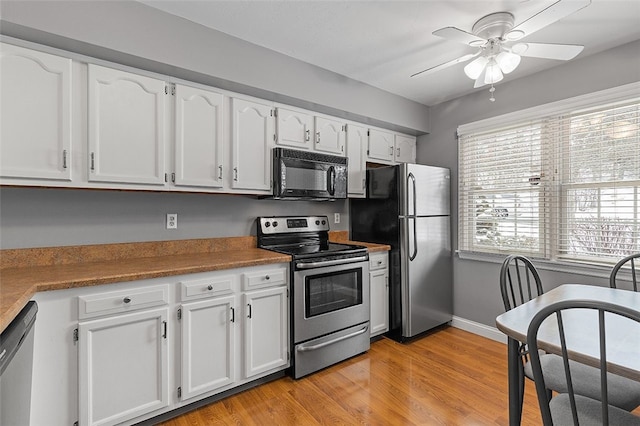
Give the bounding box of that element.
[456,250,617,281]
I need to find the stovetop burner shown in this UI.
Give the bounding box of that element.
[256,216,367,260]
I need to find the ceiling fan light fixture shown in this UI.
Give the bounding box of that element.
[496,51,521,74]
[464,56,489,79]
[484,58,504,84]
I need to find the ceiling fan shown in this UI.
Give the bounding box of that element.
[412,0,591,101]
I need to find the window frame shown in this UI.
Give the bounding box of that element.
[457,82,640,266]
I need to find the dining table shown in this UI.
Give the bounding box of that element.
[495,283,640,426]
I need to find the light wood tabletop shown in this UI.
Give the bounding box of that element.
[496,283,640,381]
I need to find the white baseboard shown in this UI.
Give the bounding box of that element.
[450,316,507,344]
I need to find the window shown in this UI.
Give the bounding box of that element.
[458,84,640,264]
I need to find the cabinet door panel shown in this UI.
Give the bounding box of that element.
[181,296,235,401]
[175,84,224,188]
[0,43,72,181]
[276,107,313,150]
[79,307,169,426]
[88,64,165,185]
[243,287,288,378]
[315,117,345,154]
[231,98,273,192]
[368,129,394,164]
[370,268,389,336]
[346,124,367,197]
[395,134,416,163]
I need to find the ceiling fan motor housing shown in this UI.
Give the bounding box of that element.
[472,12,515,40]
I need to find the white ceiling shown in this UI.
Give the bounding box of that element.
[139,0,640,107]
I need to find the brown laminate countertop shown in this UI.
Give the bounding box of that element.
[0,233,389,332]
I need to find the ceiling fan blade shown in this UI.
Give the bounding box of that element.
[411,52,479,78]
[512,42,584,60]
[433,26,486,45]
[510,0,591,39]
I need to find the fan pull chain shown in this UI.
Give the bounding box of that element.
[489,84,496,102]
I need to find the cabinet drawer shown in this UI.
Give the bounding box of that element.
[180,274,236,301]
[78,285,169,320]
[369,252,388,271]
[242,267,287,290]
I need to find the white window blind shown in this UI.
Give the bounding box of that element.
[458,85,640,264]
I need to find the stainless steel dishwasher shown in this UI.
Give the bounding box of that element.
[0,301,38,425]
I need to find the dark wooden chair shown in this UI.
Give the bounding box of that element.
[527,299,640,425]
[500,255,640,412]
[609,253,639,291]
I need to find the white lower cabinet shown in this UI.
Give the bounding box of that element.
[369,252,389,337]
[78,306,170,426]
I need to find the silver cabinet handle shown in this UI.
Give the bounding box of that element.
[305,129,310,142]
[389,146,393,156]
[362,178,366,190]
[62,150,68,169]
[233,167,238,181]
[218,165,223,180]
[396,147,400,157]
[90,152,95,171]
[247,304,252,318]
[162,320,167,339]
[230,307,235,323]
[316,132,320,144]
[123,297,131,304]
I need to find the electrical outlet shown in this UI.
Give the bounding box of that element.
[334,213,340,224]
[166,213,178,229]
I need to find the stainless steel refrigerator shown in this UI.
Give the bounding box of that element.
[350,163,452,341]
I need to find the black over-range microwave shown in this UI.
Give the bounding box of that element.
[272,148,348,200]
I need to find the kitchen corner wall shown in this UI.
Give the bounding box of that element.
[0,0,431,250]
[417,39,640,329]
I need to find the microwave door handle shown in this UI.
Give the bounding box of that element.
[327,166,335,196]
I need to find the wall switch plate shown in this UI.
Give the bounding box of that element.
[166,213,178,229]
[334,213,340,224]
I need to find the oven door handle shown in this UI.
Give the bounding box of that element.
[295,255,368,269]
[295,325,369,352]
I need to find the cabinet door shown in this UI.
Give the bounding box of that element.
[314,116,345,155]
[0,43,72,181]
[368,129,395,164]
[78,307,169,426]
[230,98,274,192]
[370,268,389,337]
[276,107,313,150]
[174,84,224,188]
[243,287,288,378]
[395,134,416,164]
[346,124,367,197]
[180,295,236,401]
[88,64,166,185]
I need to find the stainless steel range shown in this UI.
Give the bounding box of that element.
[257,216,370,378]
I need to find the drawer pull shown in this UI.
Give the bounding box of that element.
[230,307,235,323]
[377,260,382,265]
[265,275,270,280]
[207,285,213,291]
[123,297,131,304]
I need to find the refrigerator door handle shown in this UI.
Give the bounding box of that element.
[407,172,417,217]
[409,217,418,261]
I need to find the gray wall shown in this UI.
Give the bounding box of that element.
[418,39,640,327]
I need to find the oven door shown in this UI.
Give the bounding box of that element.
[292,259,369,343]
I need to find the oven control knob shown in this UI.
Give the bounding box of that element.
[315,220,320,225]
[265,222,271,227]
[273,221,279,227]
[321,220,326,225]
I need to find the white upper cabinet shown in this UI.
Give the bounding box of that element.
[88,64,166,185]
[276,107,313,150]
[314,116,345,155]
[395,134,416,163]
[367,129,395,164]
[346,124,367,197]
[230,97,274,192]
[0,43,72,181]
[174,84,225,188]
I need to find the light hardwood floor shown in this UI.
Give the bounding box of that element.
[157,326,546,425]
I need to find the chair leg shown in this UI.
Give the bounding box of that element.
[518,362,525,410]
[545,388,552,402]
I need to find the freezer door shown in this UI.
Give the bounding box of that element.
[400,216,452,338]
[400,164,450,217]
